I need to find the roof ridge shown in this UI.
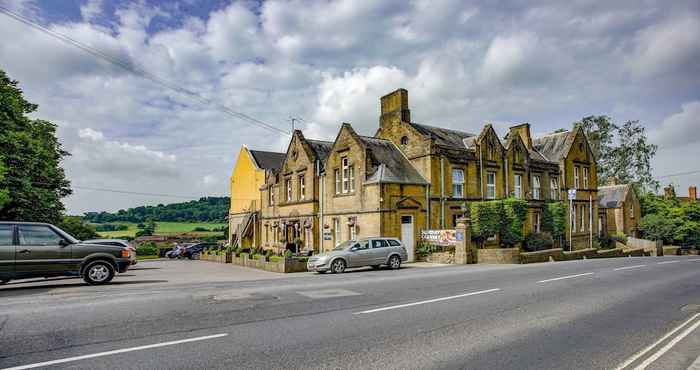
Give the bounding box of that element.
[411,122,476,136]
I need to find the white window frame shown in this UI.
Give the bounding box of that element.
[342,157,349,193]
[574,166,580,189]
[550,177,559,200]
[269,187,275,206]
[333,218,341,246]
[572,205,577,233]
[514,174,522,199]
[486,172,496,199]
[349,218,357,240]
[534,212,541,233]
[349,165,355,192]
[579,205,586,232]
[583,167,589,189]
[452,169,464,198]
[298,175,305,200]
[533,175,541,200]
[286,178,292,202]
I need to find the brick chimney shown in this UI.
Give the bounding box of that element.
[689,186,697,200]
[380,88,410,127]
[663,184,676,199]
[508,123,533,150]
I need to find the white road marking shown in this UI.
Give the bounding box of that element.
[657,260,681,265]
[614,265,646,271]
[355,288,501,314]
[537,272,594,283]
[689,258,700,262]
[1,333,228,370]
[688,353,700,370]
[633,316,700,370]
[297,289,361,299]
[614,313,700,370]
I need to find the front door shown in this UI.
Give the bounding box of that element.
[16,224,72,274]
[0,225,14,279]
[400,215,415,262]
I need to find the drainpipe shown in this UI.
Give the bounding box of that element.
[317,159,323,254]
[425,184,430,229]
[479,146,484,199]
[505,157,509,196]
[440,157,445,228]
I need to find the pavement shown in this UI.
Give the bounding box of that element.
[0,256,698,369]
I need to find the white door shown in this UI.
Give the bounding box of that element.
[400,215,414,262]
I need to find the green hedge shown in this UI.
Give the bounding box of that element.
[543,202,566,239]
[470,197,528,247]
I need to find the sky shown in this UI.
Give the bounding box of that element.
[0,0,699,215]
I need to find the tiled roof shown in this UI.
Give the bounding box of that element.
[532,131,571,162]
[249,150,286,172]
[306,139,333,162]
[598,184,629,208]
[359,136,428,185]
[409,122,476,149]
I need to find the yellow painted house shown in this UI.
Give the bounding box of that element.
[229,145,285,247]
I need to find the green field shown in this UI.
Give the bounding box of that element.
[94,221,227,238]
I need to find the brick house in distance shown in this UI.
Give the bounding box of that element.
[597,181,641,237]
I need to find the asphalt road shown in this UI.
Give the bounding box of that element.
[0,256,699,370]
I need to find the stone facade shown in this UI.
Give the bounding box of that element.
[598,183,640,237]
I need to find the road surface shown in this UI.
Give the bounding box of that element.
[0,256,699,369]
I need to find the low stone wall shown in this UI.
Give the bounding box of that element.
[520,248,564,264]
[628,237,663,256]
[231,254,307,273]
[663,246,680,256]
[477,248,520,264]
[418,251,455,264]
[563,248,598,260]
[201,253,227,263]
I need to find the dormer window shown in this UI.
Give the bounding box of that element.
[400,136,408,146]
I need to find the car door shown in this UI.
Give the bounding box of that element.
[16,225,72,274]
[0,224,15,279]
[370,239,390,265]
[348,240,371,267]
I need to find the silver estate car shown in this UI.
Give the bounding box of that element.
[307,237,408,273]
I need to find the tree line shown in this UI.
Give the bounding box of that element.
[82,197,230,223]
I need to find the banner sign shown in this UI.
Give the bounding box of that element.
[420,229,457,246]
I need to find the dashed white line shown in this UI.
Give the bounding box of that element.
[689,258,700,262]
[1,333,229,370]
[614,313,700,370]
[657,260,681,265]
[355,288,501,314]
[537,272,594,283]
[614,265,646,271]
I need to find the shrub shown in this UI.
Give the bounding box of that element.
[596,235,614,249]
[284,250,292,258]
[295,256,309,263]
[252,254,266,261]
[416,242,432,257]
[192,226,210,232]
[611,231,628,245]
[543,202,567,240]
[269,256,282,262]
[500,198,528,247]
[136,242,158,256]
[523,232,554,252]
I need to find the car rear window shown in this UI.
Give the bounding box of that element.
[0,225,13,246]
[387,240,401,247]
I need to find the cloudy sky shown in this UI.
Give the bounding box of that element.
[1,0,699,214]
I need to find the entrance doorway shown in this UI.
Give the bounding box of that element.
[400,215,414,262]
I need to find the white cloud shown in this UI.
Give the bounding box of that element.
[652,101,700,147]
[80,0,102,22]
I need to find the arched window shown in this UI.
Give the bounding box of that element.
[400,136,408,146]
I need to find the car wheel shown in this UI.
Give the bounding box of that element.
[0,279,9,285]
[330,259,346,274]
[191,252,201,260]
[83,260,115,285]
[371,265,382,270]
[388,255,401,270]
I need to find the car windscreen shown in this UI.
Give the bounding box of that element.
[333,240,354,251]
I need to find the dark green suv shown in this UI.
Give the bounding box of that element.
[0,222,135,285]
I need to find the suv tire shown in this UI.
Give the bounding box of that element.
[83,260,115,285]
[0,279,9,285]
[388,255,401,270]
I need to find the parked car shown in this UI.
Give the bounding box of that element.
[0,222,135,285]
[182,242,218,260]
[165,244,189,259]
[82,239,137,265]
[307,237,407,273]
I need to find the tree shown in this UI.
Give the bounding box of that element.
[575,116,617,183]
[608,120,659,193]
[58,216,98,240]
[0,70,71,223]
[0,158,9,209]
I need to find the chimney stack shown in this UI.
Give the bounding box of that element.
[689,186,697,200]
[380,88,410,127]
[663,184,676,199]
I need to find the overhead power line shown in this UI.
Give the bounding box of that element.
[654,169,700,180]
[0,6,291,136]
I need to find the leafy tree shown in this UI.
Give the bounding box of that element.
[638,195,700,246]
[58,216,98,240]
[500,198,528,247]
[0,158,9,209]
[83,197,230,223]
[542,202,566,240]
[0,70,71,223]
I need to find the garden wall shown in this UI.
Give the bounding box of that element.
[628,237,663,256]
[201,253,308,273]
[477,248,520,264]
[663,246,680,256]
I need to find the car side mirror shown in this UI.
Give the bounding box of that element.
[350,247,358,252]
[59,239,71,247]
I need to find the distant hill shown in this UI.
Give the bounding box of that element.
[83,197,230,223]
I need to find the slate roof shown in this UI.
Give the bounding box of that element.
[306,139,334,162]
[532,131,571,162]
[409,122,476,149]
[598,184,629,208]
[359,136,428,185]
[249,150,286,172]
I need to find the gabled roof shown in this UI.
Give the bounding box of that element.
[359,135,428,185]
[409,122,476,149]
[307,139,333,162]
[249,150,286,172]
[598,184,630,208]
[532,131,572,162]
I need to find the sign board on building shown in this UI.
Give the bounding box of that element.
[568,189,577,200]
[421,229,457,246]
[323,232,332,241]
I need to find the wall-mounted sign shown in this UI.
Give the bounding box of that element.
[421,229,457,246]
[323,232,332,241]
[568,189,577,200]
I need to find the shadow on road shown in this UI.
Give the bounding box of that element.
[0,279,170,295]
